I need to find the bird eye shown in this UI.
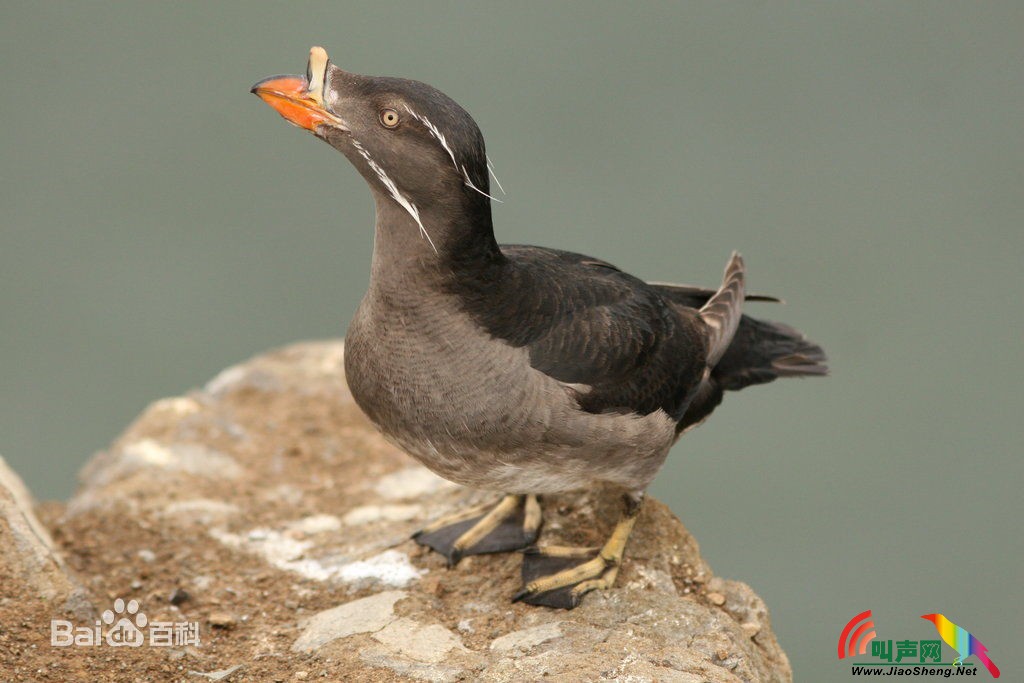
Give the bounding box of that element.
[379,109,400,128]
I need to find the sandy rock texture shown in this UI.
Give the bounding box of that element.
[0,341,791,682]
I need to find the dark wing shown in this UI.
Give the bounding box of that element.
[450,245,708,419]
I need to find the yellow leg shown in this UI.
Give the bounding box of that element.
[523,493,542,539]
[450,495,521,555]
[415,500,495,535]
[413,494,542,566]
[514,492,643,609]
[526,544,600,559]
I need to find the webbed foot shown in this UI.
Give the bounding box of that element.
[413,494,541,566]
[513,492,643,609]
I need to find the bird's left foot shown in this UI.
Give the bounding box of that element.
[513,492,642,610]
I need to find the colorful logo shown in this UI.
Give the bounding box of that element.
[837,610,1000,678]
[838,610,877,659]
[921,614,1000,678]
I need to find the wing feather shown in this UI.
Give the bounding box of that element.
[452,245,707,418]
[699,252,746,367]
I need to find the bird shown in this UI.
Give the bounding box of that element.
[251,46,827,609]
[921,614,1000,677]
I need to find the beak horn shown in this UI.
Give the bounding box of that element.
[305,45,329,104]
[251,46,345,131]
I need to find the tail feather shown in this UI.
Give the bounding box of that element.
[714,316,828,391]
[673,275,826,435]
[772,353,829,377]
[653,255,826,436]
[650,281,781,306]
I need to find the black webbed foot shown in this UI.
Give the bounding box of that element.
[512,491,644,609]
[515,545,604,609]
[413,494,541,566]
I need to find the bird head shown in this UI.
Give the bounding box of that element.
[252,46,493,250]
[920,614,938,624]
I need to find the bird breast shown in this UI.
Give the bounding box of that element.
[342,290,678,493]
[344,292,546,453]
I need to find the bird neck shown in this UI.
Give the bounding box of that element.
[367,192,503,294]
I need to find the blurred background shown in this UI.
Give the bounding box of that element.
[2,2,1021,678]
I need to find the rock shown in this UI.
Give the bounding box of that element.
[87,438,244,487]
[371,618,466,663]
[188,664,244,680]
[1,341,792,681]
[0,455,88,614]
[336,548,425,587]
[343,503,423,525]
[208,612,236,629]
[359,647,468,683]
[292,590,407,652]
[374,466,458,500]
[489,622,563,654]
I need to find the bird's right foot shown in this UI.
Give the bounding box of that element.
[413,494,541,566]
[513,492,643,609]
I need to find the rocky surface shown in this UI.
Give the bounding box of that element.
[0,341,791,682]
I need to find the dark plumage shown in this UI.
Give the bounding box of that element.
[252,47,827,609]
[448,245,708,420]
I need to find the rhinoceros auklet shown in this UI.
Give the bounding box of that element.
[252,47,827,609]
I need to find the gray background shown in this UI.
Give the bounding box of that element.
[2,2,1021,678]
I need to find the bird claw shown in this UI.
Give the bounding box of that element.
[413,494,541,566]
[513,493,641,609]
[515,547,612,609]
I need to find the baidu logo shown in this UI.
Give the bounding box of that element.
[51,598,200,648]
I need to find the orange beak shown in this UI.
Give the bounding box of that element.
[251,46,346,132]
